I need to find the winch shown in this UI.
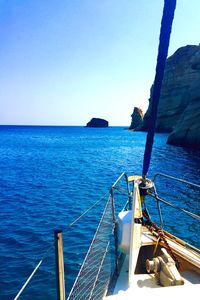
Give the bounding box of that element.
[146,248,184,287]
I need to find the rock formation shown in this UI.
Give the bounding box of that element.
[86,118,109,128]
[141,45,200,149]
[129,107,143,130]
[167,83,200,147]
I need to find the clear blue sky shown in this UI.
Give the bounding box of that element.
[0,0,199,126]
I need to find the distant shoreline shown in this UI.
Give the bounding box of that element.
[0,124,129,128]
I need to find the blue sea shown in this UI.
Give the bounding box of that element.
[0,126,199,300]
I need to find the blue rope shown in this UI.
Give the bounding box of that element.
[142,0,177,177]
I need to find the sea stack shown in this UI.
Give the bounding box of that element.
[86,118,109,128]
[129,107,143,130]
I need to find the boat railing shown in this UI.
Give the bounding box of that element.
[151,173,200,221]
[109,172,200,250]
[13,191,110,300]
[153,172,200,189]
[148,172,200,250]
[67,172,130,300]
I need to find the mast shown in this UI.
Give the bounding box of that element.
[142,0,177,178]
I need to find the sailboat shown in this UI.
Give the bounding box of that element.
[67,173,200,300]
[67,1,200,299]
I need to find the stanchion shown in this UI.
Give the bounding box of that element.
[54,230,65,300]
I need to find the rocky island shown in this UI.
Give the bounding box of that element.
[129,107,144,130]
[140,44,200,149]
[86,118,109,128]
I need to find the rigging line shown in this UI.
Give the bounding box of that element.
[142,0,177,177]
[153,184,164,228]
[148,192,200,221]
[69,191,109,227]
[153,172,200,189]
[13,192,108,299]
[67,194,113,299]
[13,242,54,300]
[88,240,110,300]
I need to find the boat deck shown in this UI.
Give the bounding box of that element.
[105,255,200,299]
[105,226,200,299]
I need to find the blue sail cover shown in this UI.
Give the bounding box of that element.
[142,0,177,177]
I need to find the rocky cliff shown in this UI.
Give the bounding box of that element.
[129,107,143,130]
[141,45,200,149]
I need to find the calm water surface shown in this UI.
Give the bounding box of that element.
[0,126,199,299]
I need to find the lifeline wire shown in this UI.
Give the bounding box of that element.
[149,192,200,221]
[69,191,109,227]
[13,191,109,300]
[13,243,54,300]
